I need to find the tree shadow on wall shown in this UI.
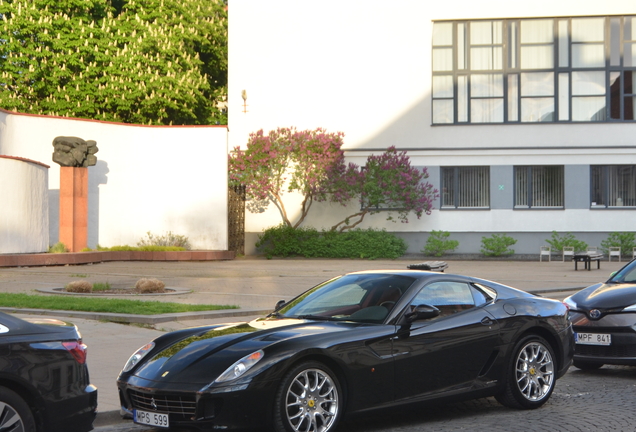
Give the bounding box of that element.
[88,160,109,247]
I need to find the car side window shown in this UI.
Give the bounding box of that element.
[470,285,490,306]
[409,282,476,318]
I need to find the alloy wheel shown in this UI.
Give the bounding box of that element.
[284,368,339,432]
[0,401,26,432]
[515,341,555,402]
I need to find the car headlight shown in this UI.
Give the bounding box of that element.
[215,350,264,383]
[563,296,577,311]
[623,304,636,312]
[122,342,155,372]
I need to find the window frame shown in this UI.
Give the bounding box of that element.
[432,15,636,125]
[440,166,491,210]
[514,165,565,209]
[590,165,636,209]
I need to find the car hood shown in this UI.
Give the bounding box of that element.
[568,282,636,310]
[131,317,356,385]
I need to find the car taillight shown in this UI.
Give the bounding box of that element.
[63,341,88,364]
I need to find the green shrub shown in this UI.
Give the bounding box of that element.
[48,242,68,253]
[600,232,636,257]
[545,231,588,253]
[422,230,459,257]
[256,225,407,259]
[255,225,320,258]
[481,233,517,257]
[137,231,191,250]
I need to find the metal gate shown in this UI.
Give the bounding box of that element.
[228,184,246,255]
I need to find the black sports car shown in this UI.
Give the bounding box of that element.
[0,312,97,432]
[564,258,636,370]
[117,270,573,431]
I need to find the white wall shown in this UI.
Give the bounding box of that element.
[229,0,636,241]
[0,109,228,250]
[0,156,49,253]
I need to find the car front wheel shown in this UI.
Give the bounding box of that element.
[274,361,342,432]
[496,335,556,409]
[0,386,37,432]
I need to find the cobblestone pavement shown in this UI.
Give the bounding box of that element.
[95,365,636,432]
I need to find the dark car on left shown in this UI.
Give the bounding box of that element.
[0,312,97,432]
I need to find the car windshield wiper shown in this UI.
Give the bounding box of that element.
[295,314,340,321]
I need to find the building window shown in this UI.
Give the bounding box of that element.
[432,16,636,124]
[441,167,490,208]
[591,165,636,208]
[514,166,564,208]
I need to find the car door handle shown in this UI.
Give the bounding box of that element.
[481,317,493,326]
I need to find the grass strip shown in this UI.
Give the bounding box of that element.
[0,293,238,315]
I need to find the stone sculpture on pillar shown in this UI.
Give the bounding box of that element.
[52,137,99,252]
[53,136,99,167]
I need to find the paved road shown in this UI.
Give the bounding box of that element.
[95,364,636,432]
[2,257,632,431]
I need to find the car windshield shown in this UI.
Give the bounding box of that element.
[609,260,636,284]
[278,274,417,324]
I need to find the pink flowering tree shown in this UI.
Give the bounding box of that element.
[229,127,346,228]
[317,147,439,232]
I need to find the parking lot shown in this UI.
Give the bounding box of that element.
[2,257,634,431]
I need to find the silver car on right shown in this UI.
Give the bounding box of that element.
[565,258,636,370]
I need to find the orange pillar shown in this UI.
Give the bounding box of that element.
[59,167,88,252]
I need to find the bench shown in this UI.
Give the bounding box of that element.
[407,261,448,272]
[573,252,603,271]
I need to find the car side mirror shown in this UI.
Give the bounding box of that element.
[275,300,286,311]
[404,304,440,323]
[610,271,617,277]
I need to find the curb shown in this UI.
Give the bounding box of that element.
[0,250,235,268]
[35,286,192,296]
[0,307,271,324]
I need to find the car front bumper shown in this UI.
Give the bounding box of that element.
[117,377,276,431]
[570,311,636,365]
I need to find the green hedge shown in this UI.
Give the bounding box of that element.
[256,225,407,259]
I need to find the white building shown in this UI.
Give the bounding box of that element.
[228,0,636,255]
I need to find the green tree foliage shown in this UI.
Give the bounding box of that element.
[0,0,227,125]
[422,230,459,257]
[229,127,347,228]
[230,128,438,232]
[545,231,587,253]
[320,147,438,232]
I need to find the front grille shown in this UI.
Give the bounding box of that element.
[128,389,197,419]
[576,343,636,358]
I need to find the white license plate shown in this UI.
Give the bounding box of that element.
[134,409,169,428]
[575,332,611,346]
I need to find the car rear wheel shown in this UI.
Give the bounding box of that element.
[496,335,556,410]
[573,360,604,370]
[274,361,342,432]
[0,386,36,432]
